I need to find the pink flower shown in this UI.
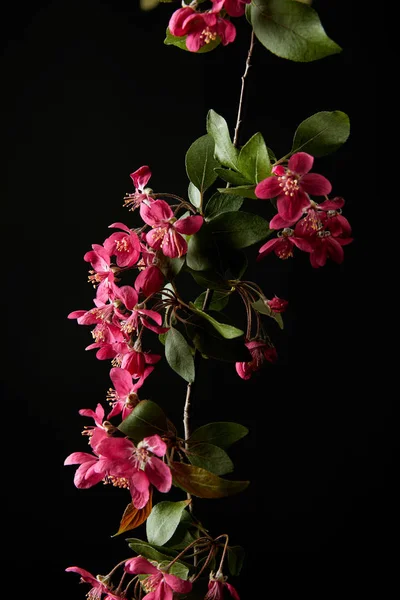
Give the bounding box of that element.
[120,346,161,390]
[135,265,164,298]
[205,572,240,600]
[212,0,251,18]
[64,448,106,489]
[141,199,203,258]
[255,153,332,223]
[124,556,192,599]
[236,340,277,380]
[124,165,152,210]
[106,367,139,420]
[169,7,236,53]
[258,228,312,261]
[103,223,141,268]
[84,244,118,303]
[66,567,120,600]
[96,435,172,508]
[85,323,127,361]
[115,285,169,335]
[267,296,288,313]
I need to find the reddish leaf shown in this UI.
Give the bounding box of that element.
[171,462,249,499]
[113,491,153,536]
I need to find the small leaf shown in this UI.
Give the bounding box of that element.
[165,327,195,383]
[187,442,234,476]
[140,0,159,10]
[238,132,271,183]
[204,193,243,221]
[250,0,341,62]
[171,462,249,498]
[206,109,239,170]
[190,303,243,339]
[118,400,168,443]
[227,545,246,576]
[164,28,220,53]
[209,211,271,249]
[113,493,153,536]
[194,290,230,312]
[217,185,257,199]
[214,168,249,186]
[146,500,191,546]
[252,299,284,329]
[186,134,219,195]
[188,183,201,209]
[189,422,249,449]
[292,110,350,157]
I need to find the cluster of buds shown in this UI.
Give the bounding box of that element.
[168,0,251,52]
[255,152,353,267]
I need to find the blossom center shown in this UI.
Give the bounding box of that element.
[142,574,161,592]
[104,475,130,489]
[201,27,217,44]
[135,444,150,469]
[277,171,300,197]
[115,238,130,252]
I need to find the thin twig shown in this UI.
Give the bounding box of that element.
[233,30,256,148]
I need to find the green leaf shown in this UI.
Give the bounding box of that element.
[187,442,234,476]
[189,324,251,363]
[146,500,191,546]
[171,463,249,499]
[227,545,246,576]
[206,109,239,170]
[185,267,230,291]
[194,290,231,312]
[217,185,257,199]
[164,28,221,53]
[204,193,243,221]
[165,327,195,383]
[118,400,168,443]
[188,182,201,209]
[189,303,243,339]
[252,299,284,329]
[158,254,185,279]
[189,422,249,449]
[250,0,341,62]
[209,211,271,249]
[214,168,249,186]
[238,132,271,183]
[158,332,167,345]
[127,539,190,578]
[292,110,350,157]
[140,0,159,10]
[186,134,219,195]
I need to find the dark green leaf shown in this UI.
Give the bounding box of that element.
[118,400,168,443]
[227,545,246,576]
[186,224,215,271]
[171,462,249,498]
[292,110,350,157]
[250,0,341,62]
[238,132,271,183]
[187,442,234,476]
[252,299,284,329]
[194,290,231,312]
[206,109,239,170]
[164,28,221,53]
[189,422,249,449]
[146,500,191,546]
[214,168,249,186]
[209,211,271,249]
[204,193,243,221]
[188,182,201,209]
[189,303,243,339]
[217,185,257,199]
[189,324,250,362]
[186,134,219,195]
[158,254,185,279]
[185,267,230,291]
[165,327,195,383]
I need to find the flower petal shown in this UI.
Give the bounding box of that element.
[145,457,172,493]
[301,173,332,196]
[164,574,192,594]
[288,152,314,175]
[255,176,282,199]
[143,434,167,457]
[130,166,152,191]
[174,215,203,235]
[109,367,133,398]
[226,582,241,599]
[124,556,158,576]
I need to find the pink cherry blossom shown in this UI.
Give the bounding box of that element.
[257,228,313,261]
[124,556,192,599]
[205,572,240,600]
[135,265,164,297]
[106,367,139,420]
[120,346,161,390]
[141,199,203,258]
[267,296,288,313]
[85,323,128,361]
[115,285,169,335]
[255,153,332,223]
[84,244,118,303]
[124,165,153,210]
[236,340,277,380]
[66,567,120,600]
[103,223,141,268]
[169,7,236,53]
[212,0,251,18]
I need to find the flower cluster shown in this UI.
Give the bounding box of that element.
[168,0,251,52]
[255,152,353,267]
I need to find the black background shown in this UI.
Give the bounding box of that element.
[3,0,393,597]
